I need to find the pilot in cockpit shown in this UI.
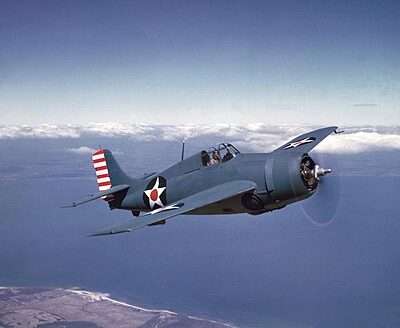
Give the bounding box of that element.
[209,151,221,165]
[202,146,236,167]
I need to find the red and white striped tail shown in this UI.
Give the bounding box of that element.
[92,149,112,191]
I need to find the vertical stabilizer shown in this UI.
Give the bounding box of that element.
[92,149,112,191]
[92,149,135,190]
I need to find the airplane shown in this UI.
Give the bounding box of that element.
[64,126,341,236]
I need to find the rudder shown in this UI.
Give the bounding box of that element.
[92,149,134,190]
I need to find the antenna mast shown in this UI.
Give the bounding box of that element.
[181,140,185,161]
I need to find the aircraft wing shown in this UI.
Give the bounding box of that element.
[274,126,339,154]
[62,184,130,208]
[91,180,256,237]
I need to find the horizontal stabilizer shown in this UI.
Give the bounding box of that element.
[62,184,130,208]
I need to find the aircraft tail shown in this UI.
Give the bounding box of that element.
[92,149,135,190]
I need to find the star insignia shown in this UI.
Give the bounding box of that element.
[143,177,167,209]
[284,137,315,149]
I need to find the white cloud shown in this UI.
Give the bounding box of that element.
[314,132,400,153]
[67,146,96,154]
[0,124,81,138]
[1,123,400,153]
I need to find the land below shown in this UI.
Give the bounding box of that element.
[0,287,235,328]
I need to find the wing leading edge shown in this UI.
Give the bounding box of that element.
[91,180,256,237]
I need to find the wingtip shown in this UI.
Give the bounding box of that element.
[60,203,76,209]
[88,232,104,237]
[88,229,132,237]
[325,126,339,132]
[88,231,112,237]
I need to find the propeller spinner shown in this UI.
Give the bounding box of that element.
[300,153,341,226]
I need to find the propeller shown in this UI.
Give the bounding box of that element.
[301,152,341,226]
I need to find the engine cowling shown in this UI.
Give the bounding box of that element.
[265,153,320,208]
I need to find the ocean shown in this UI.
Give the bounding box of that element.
[1,137,399,327]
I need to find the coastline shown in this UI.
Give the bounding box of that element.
[0,286,238,328]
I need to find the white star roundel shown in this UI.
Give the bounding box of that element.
[283,137,316,149]
[143,176,167,210]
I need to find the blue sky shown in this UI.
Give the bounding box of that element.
[1,0,399,125]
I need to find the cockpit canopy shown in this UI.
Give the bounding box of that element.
[201,143,240,167]
[162,143,240,177]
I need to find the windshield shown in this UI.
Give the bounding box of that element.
[201,143,240,167]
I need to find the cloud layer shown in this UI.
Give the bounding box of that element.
[67,146,96,154]
[1,123,400,154]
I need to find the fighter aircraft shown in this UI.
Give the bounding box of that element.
[65,126,341,236]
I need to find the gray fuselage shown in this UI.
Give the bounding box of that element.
[118,150,314,216]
